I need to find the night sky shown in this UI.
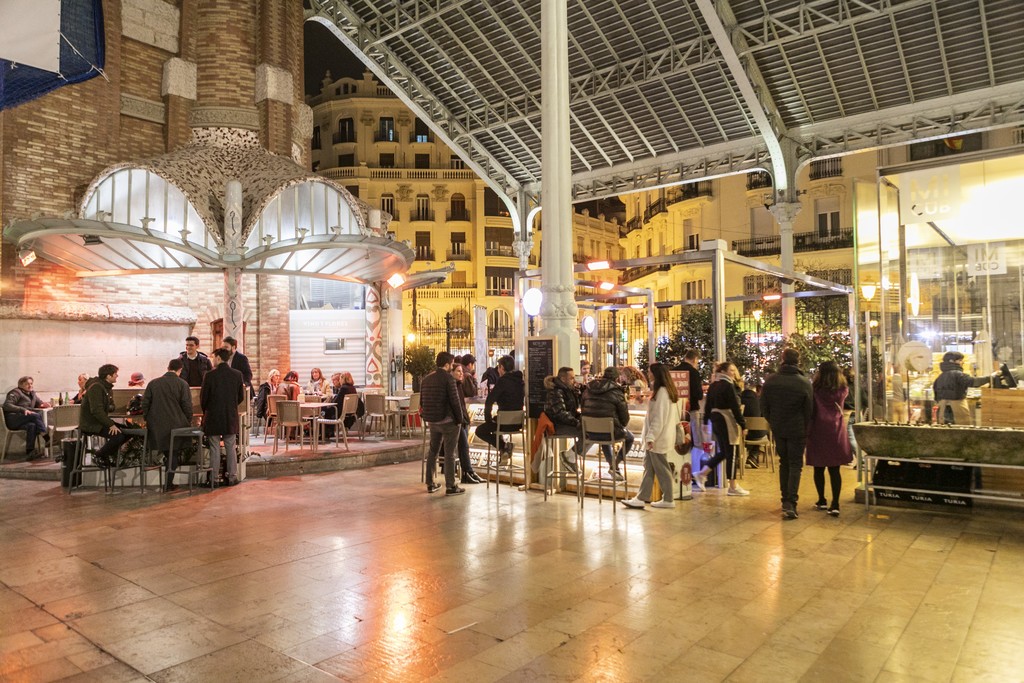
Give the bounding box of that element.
[304,22,365,98]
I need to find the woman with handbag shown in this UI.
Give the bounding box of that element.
[806,361,851,516]
[622,363,680,510]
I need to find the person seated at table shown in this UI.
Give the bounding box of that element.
[3,376,51,459]
[328,372,363,431]
[80,364,129,466]
[277,371,301,400]
[254,369,280,423]
[475,355,524,462]
[71,373,88,404]
[306,367,329,396]
[581,366,634,481]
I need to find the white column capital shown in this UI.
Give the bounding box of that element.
[255,64,294,105]
[161,58,196,100]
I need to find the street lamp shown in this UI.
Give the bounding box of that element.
[523,287,542,336]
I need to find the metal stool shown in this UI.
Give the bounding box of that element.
[168,427,208,494]
[542,432,584,505]
[112,427,148,493]
[484,410,527,496]
[581,416,628,513]
[65,433,107,493]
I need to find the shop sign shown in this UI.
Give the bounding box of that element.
[898,167,961,222]
[967,242,1006,276]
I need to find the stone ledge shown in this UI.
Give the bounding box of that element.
[0,301,196,324]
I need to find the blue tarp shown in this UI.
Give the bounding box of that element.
[0,0,105,111]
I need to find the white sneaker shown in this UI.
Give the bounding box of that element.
[621,497,645,509]
[727,486,750,496]
[651,500,675,509]
[692,472,707,492]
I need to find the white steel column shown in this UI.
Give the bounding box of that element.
[771,202,801,336]
[540,0,579,370]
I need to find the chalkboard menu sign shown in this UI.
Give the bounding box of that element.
[669,370,690,412]
[526,337,557,418]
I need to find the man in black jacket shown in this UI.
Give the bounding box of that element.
[222,336,253,395]
[673,349,704,413]
[761,347,814,519]
[476,355,524,459]
[179,336,212,387]
[201,349,246,487]
[419,352,465,496]
[581,367,634,480]
[543,367,583,474]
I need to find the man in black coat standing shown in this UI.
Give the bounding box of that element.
[419,351,465,496]
[761,347,814,520]
[475,355,524,458]
[142,358,193,492]
[222,336,253,396]
[201,348,246,487]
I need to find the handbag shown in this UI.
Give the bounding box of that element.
[675,406,692,455]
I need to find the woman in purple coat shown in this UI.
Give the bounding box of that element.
[806,361,851,517]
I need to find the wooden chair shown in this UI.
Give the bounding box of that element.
[743,416,775,472]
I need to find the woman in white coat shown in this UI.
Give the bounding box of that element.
[623,362,680,510]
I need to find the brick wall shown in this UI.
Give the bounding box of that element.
[195,0,257,110]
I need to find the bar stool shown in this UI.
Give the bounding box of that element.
[542,433,583,505]
[168,427,208,493]
[65,433,107,493]
[113,427,148,493]
[484,410,526,496]
[581,416,628,513]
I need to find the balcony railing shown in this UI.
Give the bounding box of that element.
[410,133,434,143]
[413,284,478,299]
[731,227,855,257]
[332,131,355,144]
[374,131,397,143]
[446,209,471,222]
[679,180,713,200]
[409,209,435,222]
[484,243,516,257]
[621,215,642,237]
[643,198,668,222]
[415,248,435,261]
[619,264,670,284]
[746,171,773,190]
[446,248,471,261]
[809,158,842,180]
[318,167,476,181]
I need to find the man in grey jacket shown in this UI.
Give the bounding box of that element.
[761,347,814,520]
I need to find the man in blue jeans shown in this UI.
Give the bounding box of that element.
[419,352,466,496]
[761,347,814,520]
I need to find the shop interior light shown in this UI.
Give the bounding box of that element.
[386,273,406,288]
[629,303,645,309]
[18,248,36,266]
[762,293,782,301]
[598,281,615,291]
[587,260,610,271]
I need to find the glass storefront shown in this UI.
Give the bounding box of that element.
[856,149,1024,425]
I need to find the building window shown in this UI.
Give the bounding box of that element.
[686,232,701,250]
[381,194,395,218]
[646,238,652,257]
[484,188,510,216]
[415,153,430,169]
[377,117,395,142]
[337,153,355,167]
[484,227,514,256]
[489,308,513,338]
[415,231,433,260]
[682,280,706,300]
[411,194,433,221]
[815,197,841,239]
[451,270,467,286]
[334,118,355,144]
[450,231,466,256]
[485,267,515,296]
[413,118,432,143]
[379,153,395,168]
[449,194,468,221]
[312,126,321,150]
[450,157,465,169]
[346,185,359,198]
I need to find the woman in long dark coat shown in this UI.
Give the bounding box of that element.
[806,361,852,516]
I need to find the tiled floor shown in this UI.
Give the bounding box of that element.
[2,463,1023,682]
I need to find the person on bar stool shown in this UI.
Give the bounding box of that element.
[141,358,193,492]
[79,364,129,466]
[201,348,246,487]
[543,367,584,474]
[581,366,634,481]
[420,351,466,496]
[475,355,524,464]
[3,376,51,459]
[933,351,988,425]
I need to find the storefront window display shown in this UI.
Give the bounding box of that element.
[855,149,1024,426]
